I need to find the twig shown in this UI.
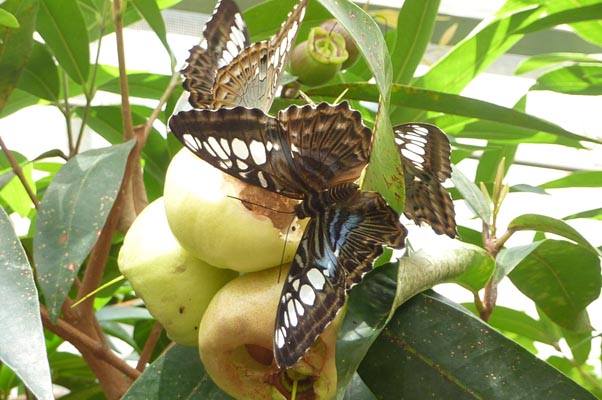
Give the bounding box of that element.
[0,135,40,208]
[136,321,164,371]
[41,307,140,380]
[113,0,135,142]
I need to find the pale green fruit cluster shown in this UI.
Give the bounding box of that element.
[118,198,237,346]
[163,149,304,272]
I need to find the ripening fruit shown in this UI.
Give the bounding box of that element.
[118,198,237,346]
[319,19,360,69]
[198,265,339,400]
[289,26,348,86]
[163,148,304,272]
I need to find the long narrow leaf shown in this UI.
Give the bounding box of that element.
[36,0,89,85]
[391,0,440,84]
[0,207,53,400]
[306,82,597,145]
[34,141,135,321]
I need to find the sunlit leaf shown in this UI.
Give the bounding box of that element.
[0,8,19,28]
[0,207,53,400]
[131,0,174,65]
[516,52,602,75]
[390,0,440,84]
[531,64,602,95]
[34,141,135,321]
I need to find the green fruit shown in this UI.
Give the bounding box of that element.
[198,266,339,400]
[319,19,360,69]
[289,27,348,86]
[118,197,237,347]
[163,148,304,272]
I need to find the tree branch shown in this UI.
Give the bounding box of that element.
[0,135,40,209]
[41,306,140,381]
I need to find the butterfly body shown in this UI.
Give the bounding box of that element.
[170,102,407,368]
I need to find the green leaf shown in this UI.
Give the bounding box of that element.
[451,165,492,223]
[0,207,53,400]
[391,0,440,84]
[96,306,152,322]
[451,245,495,292]
[494,241,542,283]
[463,303,557,346]
[564,207,602,220]
[37,0,89,85]
[507,214,598,254]
[475,144,516,185]
[130,0,174,65]
[122,345,233,399]
[563,329,592,365]
[516,3,602,34]
[0,88,41,118]
[0,151,36,217]
[0,8,19,28]
[541,171,602,189]
[80,105,169,201]
[306,83,596,145]
[509,239,601,331]
[359,291,597,399]
[516,52,602,75]
[315,0,402,212]
[531,64,602,95]
[34,141,135,321]
[0,0,38,114]
[16,41,60,102]
[337,243,483,395]
[98,73,173,100]
[391,5,543,122]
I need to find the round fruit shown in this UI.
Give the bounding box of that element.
[319,19,360,69]
[198,266,339,400]
[163,148,304,272]
[118,197,238,347]
[289,27,348,86]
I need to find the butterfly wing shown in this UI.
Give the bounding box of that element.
[278,101,372,192]
[394,123,457,238]
[182,0,250,109]
[273,189,406,368]
[211,0,307,111]
[169,106,307,198]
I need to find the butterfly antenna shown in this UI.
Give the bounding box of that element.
[333,88,349,104]
[298,90,316,106]
[226,195,296,215]
[277,214,297,283]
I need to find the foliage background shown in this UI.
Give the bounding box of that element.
[0,0,601,398]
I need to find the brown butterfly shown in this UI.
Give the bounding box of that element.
[169,102,407,368]
[394,123,457,238]
[181,0,307,112]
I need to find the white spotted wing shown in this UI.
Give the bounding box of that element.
[169,102,407,368]
[394,123,457,238]
[182,0,307,111]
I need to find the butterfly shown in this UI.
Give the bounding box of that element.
[394,123,457,238]
[169,102,407,368]
[181,0,307,112]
